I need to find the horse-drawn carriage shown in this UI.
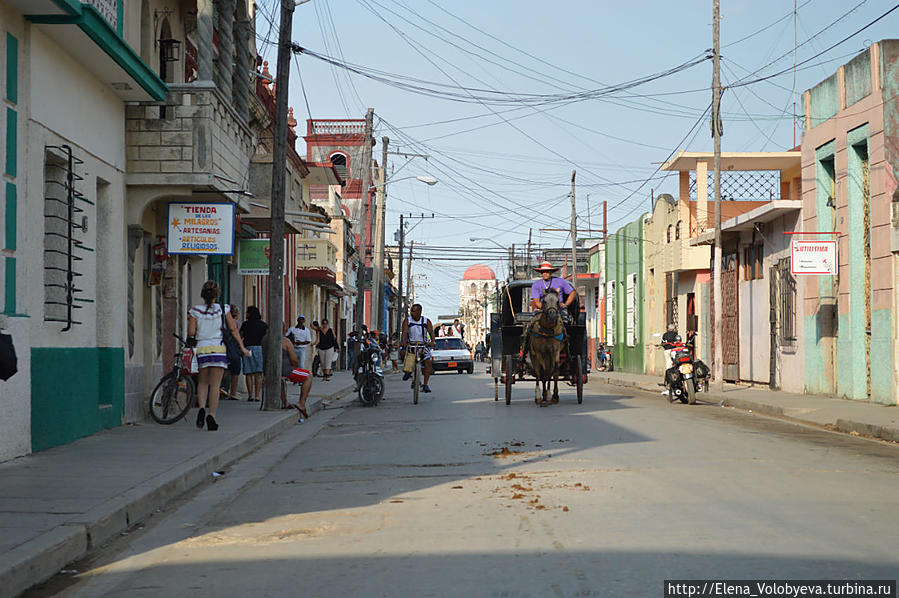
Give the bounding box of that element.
[490,280,588,405]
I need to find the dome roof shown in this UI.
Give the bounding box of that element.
[462,263,496,280]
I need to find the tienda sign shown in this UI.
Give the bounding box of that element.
[166,202,235,255]
[791,239,837,275]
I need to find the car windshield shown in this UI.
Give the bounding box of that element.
[435,338,466,351]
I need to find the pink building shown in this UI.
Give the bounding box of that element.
[800,40,899,404]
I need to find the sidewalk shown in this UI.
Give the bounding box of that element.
[0,371,354,598]
[590,370,899,443]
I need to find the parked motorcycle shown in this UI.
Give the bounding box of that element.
[662,340,710,404]
[596,343,613,372]
[356,337,385,406]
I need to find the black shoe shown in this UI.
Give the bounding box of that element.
[205,414,218,431]
[402,372,412,381]
[196,407,206,429]
[422,385,432,393]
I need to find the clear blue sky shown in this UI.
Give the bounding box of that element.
[254,0,898,317]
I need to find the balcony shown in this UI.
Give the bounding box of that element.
[125,84,252,211]
[296,238,339,289]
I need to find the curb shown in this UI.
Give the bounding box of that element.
[0,385,355,598]
[592,375,899,444]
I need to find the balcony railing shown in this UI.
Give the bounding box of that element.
[125,84,252,187]
[297,238,338,272]
[307,119,366,136]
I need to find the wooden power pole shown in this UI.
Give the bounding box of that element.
[262,0,294,410]
[354,108,374,331]
[371,136,388,332]
[570,170,578,282]
[712,0,724,392]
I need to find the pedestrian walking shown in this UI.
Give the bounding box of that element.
[347,330,359,373]
[286,315,312,370]
[225,305,243,399]
[388,333,400,373]
[313,319,338,381]
[186,281,250,431]
[240,306,268,401]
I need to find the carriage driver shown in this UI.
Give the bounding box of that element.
[529,261,579,316]
[520,262,579,361]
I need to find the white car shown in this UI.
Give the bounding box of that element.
[431,337,474,374]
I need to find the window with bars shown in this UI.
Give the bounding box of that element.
[778,258,796,342]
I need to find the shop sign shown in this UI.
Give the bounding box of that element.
[791,240,837,275]
[238,239,286,275]
[166,202,235,255]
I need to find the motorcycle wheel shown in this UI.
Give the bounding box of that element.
[359,375,382,406]
[685,378,697,405]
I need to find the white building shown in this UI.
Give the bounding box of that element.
[458,264,498,348]
[0,0,258,461]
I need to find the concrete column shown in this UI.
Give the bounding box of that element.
[696,160,710,231]
[196,0,214,84]
[216,0,236,101]
[234,17,251,120]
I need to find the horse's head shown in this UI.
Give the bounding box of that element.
[538,288,560,328]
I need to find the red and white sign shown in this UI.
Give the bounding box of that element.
[791,239,837,275]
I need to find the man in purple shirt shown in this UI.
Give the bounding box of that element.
[530,262,578,313]
[521,262,579,361]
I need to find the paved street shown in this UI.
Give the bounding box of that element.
[35,366,899,598]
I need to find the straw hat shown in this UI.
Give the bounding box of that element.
[533,261,559,273]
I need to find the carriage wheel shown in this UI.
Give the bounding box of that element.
[574,355,584,404]
[505,355,514,405]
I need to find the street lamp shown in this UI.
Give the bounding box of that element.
[372,174,438,334]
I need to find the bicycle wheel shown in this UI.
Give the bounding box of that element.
[412,355,420,405]
[149,372,195,424]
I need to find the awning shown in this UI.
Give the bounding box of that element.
[663,151,800,172]
[297,268,340,291]
[690,200,802,245]
[24,2,166,101]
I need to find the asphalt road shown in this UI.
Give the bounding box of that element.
[36,366,899,597]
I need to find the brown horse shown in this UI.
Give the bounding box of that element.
[528,289,565,406]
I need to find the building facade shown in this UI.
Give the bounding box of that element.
[459,263,497,348]
[800,40,899,404]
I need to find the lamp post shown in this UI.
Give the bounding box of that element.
[373,175,437,333]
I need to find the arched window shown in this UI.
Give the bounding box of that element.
[675,220,682,240]
[329,153,348,180]
[667,224,672,243]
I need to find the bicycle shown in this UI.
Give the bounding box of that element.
[406,342,428,405]
[149,334,196,424]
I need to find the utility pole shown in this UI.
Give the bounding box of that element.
[527,228,532,274]
[396,213,404,335]
[262,0,294,410]
[406,240,414,309]
[371,136,388,332]
[354,108,374,332]
[712,0,724,393]
[570,170,578,283]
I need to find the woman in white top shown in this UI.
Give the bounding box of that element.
[187,281,249,431]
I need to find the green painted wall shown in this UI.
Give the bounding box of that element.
[809,74,839,128]
[843,49,872,107]
[31,348,125,452]
[605,216,645,374]
[805,143,837,396]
